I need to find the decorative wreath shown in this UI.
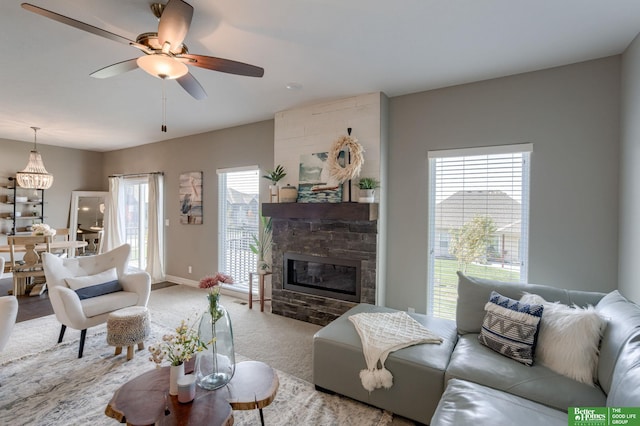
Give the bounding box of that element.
[327,135,364,183]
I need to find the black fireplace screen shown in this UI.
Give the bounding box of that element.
[283,253,361,302]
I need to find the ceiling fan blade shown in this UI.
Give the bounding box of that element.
[177,73,207,100]
[158,0,193,54]
[179,54,264,78]
[21,3,135,46]
[90,59,139,79]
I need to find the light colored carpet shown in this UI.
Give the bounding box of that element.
[1,285,321,382]
[0,320,394,425]
[0,285,414,425]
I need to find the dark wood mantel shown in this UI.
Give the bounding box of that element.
[262,202,378,221]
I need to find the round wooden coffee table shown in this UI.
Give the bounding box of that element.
[105,361,278,426]
[217,361,279,425]
[104,365,233,426]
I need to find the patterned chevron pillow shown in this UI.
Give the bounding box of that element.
[478,291,544,366]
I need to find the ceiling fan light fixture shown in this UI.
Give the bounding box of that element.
[137,54,188,79]
[16,127,54,190]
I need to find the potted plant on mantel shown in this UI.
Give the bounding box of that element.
[249,216,273,274]
[263,165,286,203]
[357,177,379,203]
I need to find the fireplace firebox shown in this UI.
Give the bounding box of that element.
[283,253,361,302]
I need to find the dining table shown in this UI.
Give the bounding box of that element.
[0,240,88,256]
[1,240,89,295]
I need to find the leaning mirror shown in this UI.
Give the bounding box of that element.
[70,191,108,254]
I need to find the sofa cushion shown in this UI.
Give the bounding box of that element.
[456,272,605,335]
[596,290,640,393]
[520,293,605,386]
[431,379,567,426]
[478,291,543,366]
[606,334,640,407]
[313,303,458,424]
[81,291,139,318]
[65,267,123,300]
[445,334,606,411]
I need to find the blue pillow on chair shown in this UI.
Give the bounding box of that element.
[65,268,123,300]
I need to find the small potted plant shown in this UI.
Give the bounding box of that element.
[357,177,379,203]
[263,165,286,203]
[249,216,273,274]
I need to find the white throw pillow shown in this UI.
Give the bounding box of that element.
[65,267,118,290]
[520,293,607,386]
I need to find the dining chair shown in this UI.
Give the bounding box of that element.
[54,228,70,241]
[8,235,51,296]
[53,228,71,257]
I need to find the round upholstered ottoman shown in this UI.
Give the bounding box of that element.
[107,306,150,361]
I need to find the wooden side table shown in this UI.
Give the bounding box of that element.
[217,361,279,425]
[248,271,272,312]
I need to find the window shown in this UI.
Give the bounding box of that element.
[217,166,260,285]
[122,177,149,271]
[427,144,532,320]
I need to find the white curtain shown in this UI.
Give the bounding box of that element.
[147,173,165,282]
[103,176,124,252]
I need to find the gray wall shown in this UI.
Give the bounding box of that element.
[387,57,621,312]
[619,34,640,304]
[1,56,625,309]
[102,120,274,282]
[0,137,104,249]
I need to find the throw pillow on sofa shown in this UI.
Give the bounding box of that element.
[478,291,544,366]
[520,293,606,386]
[65,267,123,300]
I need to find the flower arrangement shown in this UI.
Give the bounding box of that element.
[31,223,56,236]
[199,273,233,321]
[148,319,208,367]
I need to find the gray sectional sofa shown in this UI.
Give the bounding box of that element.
[312,273,640,425]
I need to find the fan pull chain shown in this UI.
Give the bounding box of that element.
[161,76,167,132]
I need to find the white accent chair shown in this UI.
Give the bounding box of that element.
[1,257,19,356]
[0,296,18,352]
[42,243,150,358]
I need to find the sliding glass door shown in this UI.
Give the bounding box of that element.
[122,177,149,271]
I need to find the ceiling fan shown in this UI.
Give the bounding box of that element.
[21,1,264,101]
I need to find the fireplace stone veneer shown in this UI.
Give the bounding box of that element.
[267,206,378,326]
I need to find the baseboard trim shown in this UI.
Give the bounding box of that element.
[165,275,198,287]
[164,275,250,299]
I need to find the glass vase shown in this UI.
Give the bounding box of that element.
[195,298,235,390]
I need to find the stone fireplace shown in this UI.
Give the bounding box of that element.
[263,203,378,326]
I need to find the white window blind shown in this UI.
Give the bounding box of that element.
[218,167,259,285]
[427,144,531,320]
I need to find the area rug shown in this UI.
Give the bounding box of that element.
[0,317,395,426]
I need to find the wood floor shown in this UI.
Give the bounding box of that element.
[0,277,175,323]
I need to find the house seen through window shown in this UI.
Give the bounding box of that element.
[427,144,532,320]
[218,167,259,286]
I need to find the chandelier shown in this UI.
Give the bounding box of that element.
[16,127,54,190]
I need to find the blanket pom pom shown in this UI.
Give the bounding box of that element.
[359,369,378,392]
[376,367,393,389]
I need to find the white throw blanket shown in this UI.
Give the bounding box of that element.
[349,311,443,391]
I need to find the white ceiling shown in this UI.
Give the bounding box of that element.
[2,0,640,152]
